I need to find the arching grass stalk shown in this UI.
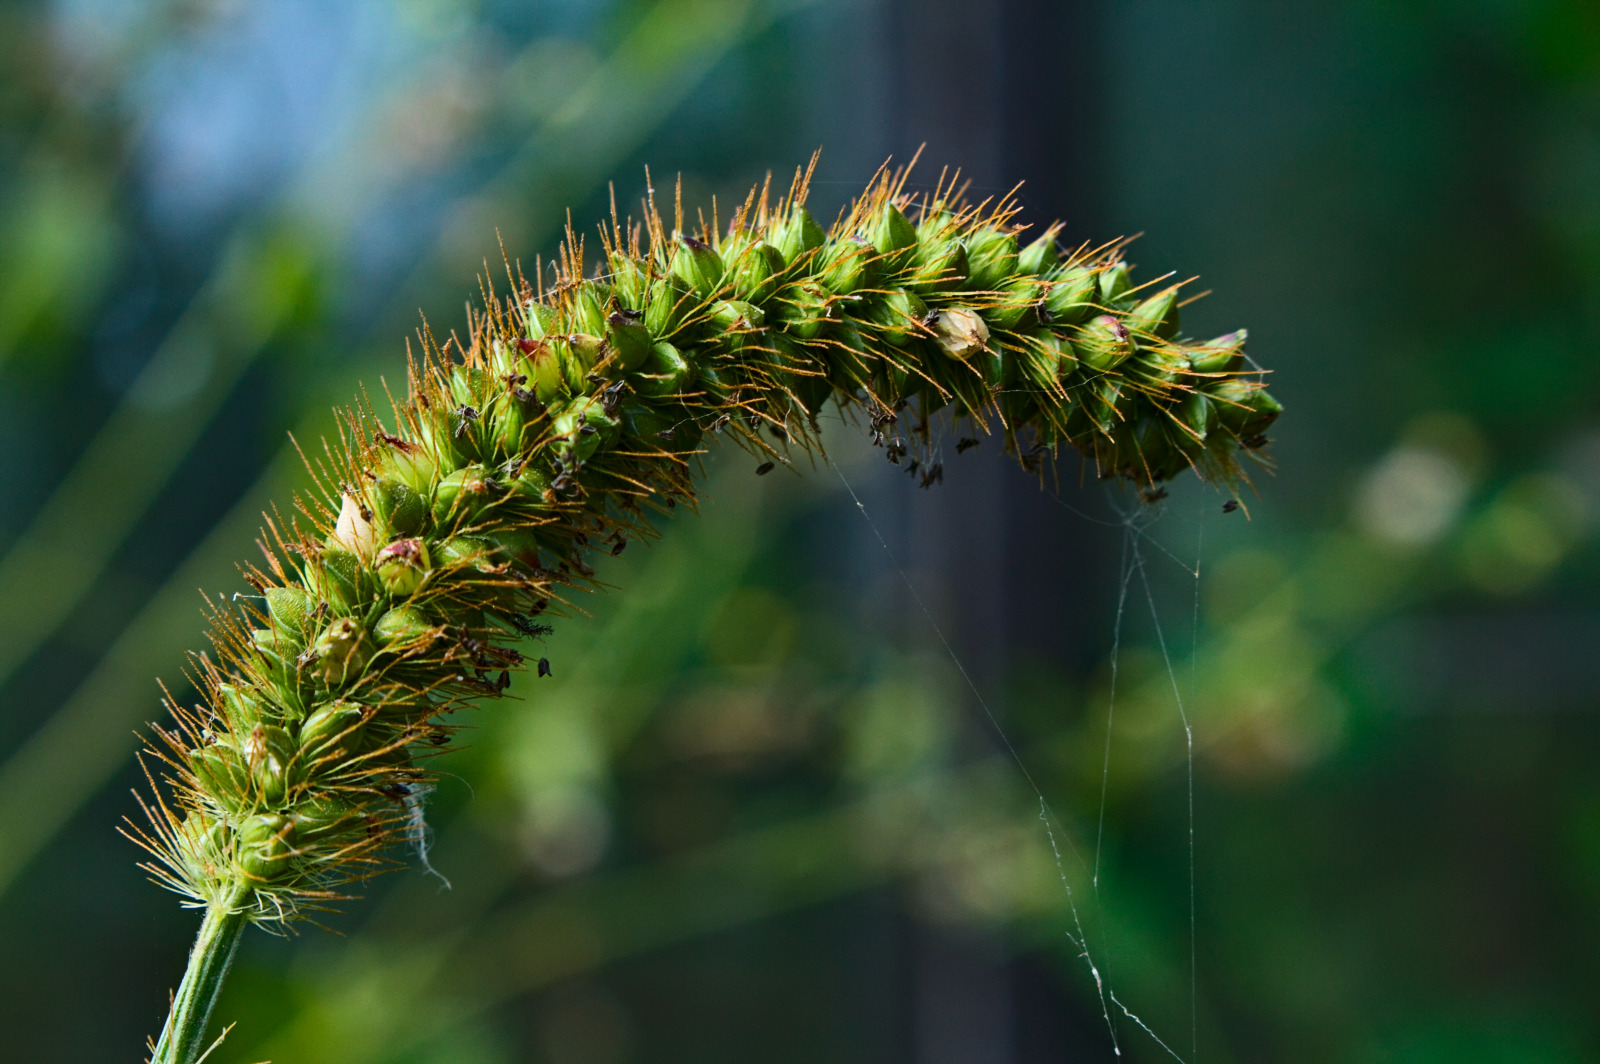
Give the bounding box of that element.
[128,154,1280,1062]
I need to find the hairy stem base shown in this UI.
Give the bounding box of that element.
[151,888,249,1064]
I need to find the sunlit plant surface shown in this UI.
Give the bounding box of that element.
[130,156,1277,1062]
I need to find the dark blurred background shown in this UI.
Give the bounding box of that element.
[3,0,1600,1060]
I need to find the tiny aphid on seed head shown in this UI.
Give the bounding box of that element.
[510,614,553,638]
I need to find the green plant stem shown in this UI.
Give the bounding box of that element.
[151,886,249,1064]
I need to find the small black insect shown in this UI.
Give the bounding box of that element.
[457,671,497,693]
[756,462,775,476]
[376,430,412,451]
[455,628,490,664]
[920,463,944,489]
[905,459,921,477]
[886,441,906,464]
[497,670,512,691]
[956,437,980,454]
[347,486,374,521]
[1222,499,1239,514]
[538,657,552,677]
[511,614,554,638]
[611,535,626,556]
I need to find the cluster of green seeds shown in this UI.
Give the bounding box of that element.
[131,159,1279,925]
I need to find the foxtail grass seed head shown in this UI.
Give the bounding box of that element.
[130,158,1278,1018]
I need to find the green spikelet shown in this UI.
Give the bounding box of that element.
[130,154,1279,1062]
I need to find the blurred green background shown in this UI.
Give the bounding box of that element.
[3,0,1600,1060]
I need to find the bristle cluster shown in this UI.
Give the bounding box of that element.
[129,155,1279,925]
